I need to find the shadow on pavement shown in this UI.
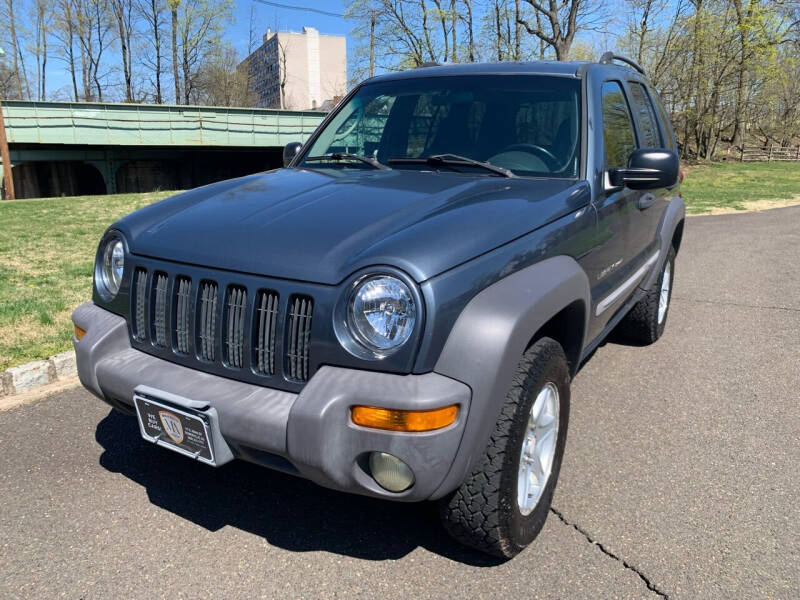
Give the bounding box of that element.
[95,409,504,566]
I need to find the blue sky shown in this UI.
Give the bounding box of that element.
[35,1,351,100]
[231,1,351,55]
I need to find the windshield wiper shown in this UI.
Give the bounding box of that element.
[387,154,515,178]
[304,153,390,170]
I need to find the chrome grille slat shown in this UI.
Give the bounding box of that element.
[286,295,313,381]
[225,286,247,368]
[133,268,147,341]
[198,281,218,361]
[130,265,315,386]
[153,273,168,347]
[174,277,191,354]
[255,291,278,375]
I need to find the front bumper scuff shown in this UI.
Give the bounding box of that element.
[72,302,471,501]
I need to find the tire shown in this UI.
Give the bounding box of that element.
[438,337,571,558]
[617,247,676,345]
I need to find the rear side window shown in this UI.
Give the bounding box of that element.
[601,81,637,169]
[649,89,677,151]
[627,82,662,148]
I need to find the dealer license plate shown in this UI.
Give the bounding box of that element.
[134,394,215,465]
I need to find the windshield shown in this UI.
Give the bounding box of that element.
[301,75,581,178]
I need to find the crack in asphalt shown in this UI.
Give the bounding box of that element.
[672,296,800,313]
[550,507,669,599]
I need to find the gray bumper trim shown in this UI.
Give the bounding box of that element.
[72,302,471,501]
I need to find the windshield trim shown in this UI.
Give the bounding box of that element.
[292,73,585,180]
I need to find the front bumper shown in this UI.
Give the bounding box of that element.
[72,302,471,501]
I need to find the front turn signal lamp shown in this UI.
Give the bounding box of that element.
[74,324,87,340]
[351,404,458,432]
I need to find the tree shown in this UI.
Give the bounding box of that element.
[192,43,254,106]
[136,0,166,103]
[71,0,114,101]
[52,0,81,101]
[110,0,135,102]
[2,0,32,98]
[168,0,180,102]
[516,0,605,60]
[31,0,52,100]
[177,0,233,105]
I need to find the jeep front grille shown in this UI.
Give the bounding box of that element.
[254,290,279,375]
[225,286,247,368]
[198,281,219,361]
[133,268,147,341]
[152,273,169,347]
[174,277,192,354]
[130,268,315,386]
[286,295,313,382]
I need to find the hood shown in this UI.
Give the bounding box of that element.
[117,168,590,285]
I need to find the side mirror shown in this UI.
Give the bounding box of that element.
[609,149,679,190]
[283,141,303,167]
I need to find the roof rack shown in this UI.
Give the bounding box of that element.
[598,52,646,76]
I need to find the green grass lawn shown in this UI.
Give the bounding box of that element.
[1,160,799,371]
[681,161,800,214]
[0,191,176,371]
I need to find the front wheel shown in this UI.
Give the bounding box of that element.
[438,337,570,558]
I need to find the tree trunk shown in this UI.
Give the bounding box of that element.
[514,0,521,60]
[7,0,31,99]
[66,6,79,101]
[113,1,133,102]
[41,13,47,100]
[465,0,474,62]
[170,3,180,104]
[153,0,163,103]
[450,0,457,61]
[495,1,503,61]
[369,10,375,77]
[182,43,191,104]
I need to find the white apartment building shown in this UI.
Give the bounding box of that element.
[240,27,347,110]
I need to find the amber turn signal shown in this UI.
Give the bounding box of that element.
[74,324,87,340]
[351,404,458,432]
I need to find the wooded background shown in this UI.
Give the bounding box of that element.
[1,0,799,160]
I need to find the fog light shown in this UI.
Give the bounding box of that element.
[369,452,415,492]
[74,324,86,340]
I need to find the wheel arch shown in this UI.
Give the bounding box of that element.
[430,255,590,499]
[671,218,685,254]
[527,299,586,378]
[640,196,686,292]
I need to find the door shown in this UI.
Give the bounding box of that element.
[586,80,644,340]
[625,80,671,258]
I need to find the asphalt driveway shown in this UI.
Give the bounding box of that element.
[1,206,798,599]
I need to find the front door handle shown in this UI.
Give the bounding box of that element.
[638,193,656,210]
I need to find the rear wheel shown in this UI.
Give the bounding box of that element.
[617,247,676,345]
[438,337,570,558]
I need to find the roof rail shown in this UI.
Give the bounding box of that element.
[598,52,646,76]
[416,61,442,68]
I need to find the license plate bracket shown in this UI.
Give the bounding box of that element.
[133,386,233,467]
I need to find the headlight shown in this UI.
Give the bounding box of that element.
[348,275,416,355]
[96,234,125,300]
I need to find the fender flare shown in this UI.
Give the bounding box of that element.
[640,196,686,292]
[431,255,590,498]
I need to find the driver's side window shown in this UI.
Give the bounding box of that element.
[601,81,637,169]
